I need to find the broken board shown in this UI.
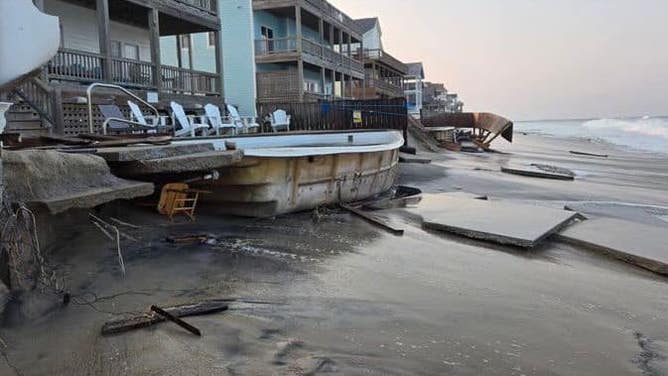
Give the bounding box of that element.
[501,164,574,180]
[408,194,579,248]
[556,218,668,276]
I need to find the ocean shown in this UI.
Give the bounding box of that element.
[515,116,668,154]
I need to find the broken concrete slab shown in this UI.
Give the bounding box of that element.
[501,164,575,180]
[564,202,668,228]
[399,153,432,164]
[95,143,216,162]
[3,150,153,214]
[408,194,579,248]
[557,218,668,276]
[117,150,244,176]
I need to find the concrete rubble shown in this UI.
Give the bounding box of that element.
[407,193,579,248]
[2,150,153,214]
[501,163,575,180]
[557,218,668,276]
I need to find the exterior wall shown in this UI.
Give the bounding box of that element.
[254,10,289,38]
[404,76,423,115]
[44,0,152,62]
[220,0,257,116]
[362,22,382,51]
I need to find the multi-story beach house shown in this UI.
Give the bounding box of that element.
[220,0,366,115]
[5,0,223,136]
[404,62,425,117]
[422,82,464,116]
[352,17,407,99]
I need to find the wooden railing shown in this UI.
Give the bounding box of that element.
[366,78,404,97]
[45,49,218,96]
[254,37,298,55]
[256,98,408,134]
[10,77,56,128]
[160,66,217,95]
[111,57,154,88]
[302,38,323,58]
[360,48,408,74]
[175,0,217,13]
[303,0,361,35]
[48,49,104,82]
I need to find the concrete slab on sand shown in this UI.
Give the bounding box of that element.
[95,143,217,162]
[557,218,668,276]
[408,194,579,248]
[119,150,244,175]
[3,150,153,214]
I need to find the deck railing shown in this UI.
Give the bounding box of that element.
[255,37,364,74]
[175,0,217,13]
[360,48,408,74]
[111,57,154,88]
[254,37,298,55]
[366,78,404,97]
[46,49,218,96]
[48,49,104,82]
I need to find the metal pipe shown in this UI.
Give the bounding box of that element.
[86,82,159,134]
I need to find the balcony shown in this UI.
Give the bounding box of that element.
[254,37,364,77]
[359,49,408,75]
[47,48,218,96]
[365,78,404,98]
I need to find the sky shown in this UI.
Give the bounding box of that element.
[329,0,668,120]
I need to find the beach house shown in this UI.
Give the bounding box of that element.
[353,17,407,99]
[6,0,223,136]
[404,62,425,117]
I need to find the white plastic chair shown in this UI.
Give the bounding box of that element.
[270,109,291,132]
[204,104,238,136]
[170,101,209,137]
[226,104,260,133]
[127,100,170,132]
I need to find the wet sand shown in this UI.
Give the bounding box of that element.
[2,133,668,375]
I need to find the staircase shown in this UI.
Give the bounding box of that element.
[2,76,58,137]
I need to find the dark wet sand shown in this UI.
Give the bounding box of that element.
[2,133,668,375]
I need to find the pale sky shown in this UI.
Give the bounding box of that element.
[330,0,668,120]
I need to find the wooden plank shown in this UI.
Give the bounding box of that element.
[151,305,201,336]
[101,300,229,335]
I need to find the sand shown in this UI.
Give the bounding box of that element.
[1,133,668,375]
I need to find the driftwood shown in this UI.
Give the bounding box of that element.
[165,234,210,244]
[101,300,229,336]
[340,204,404,236]
[151,305,202,336]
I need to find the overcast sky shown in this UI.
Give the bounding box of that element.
[330,0,668,120]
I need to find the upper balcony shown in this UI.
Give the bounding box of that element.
[358,49,408,76]
[254,37,364,77]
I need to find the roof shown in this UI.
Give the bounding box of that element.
[355,17,378,33]
[406,63,425,79]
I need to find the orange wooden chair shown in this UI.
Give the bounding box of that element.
[157,183,210,221]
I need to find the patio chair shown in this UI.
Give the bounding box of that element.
[98,104,154,135]
[269,109,291,132]
[157,182,210,221]
[204,103,238,136]
[226,104,260,133]
[127,100,171,133]
[169,101,210,137]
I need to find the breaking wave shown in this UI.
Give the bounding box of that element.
[583,118,668,139]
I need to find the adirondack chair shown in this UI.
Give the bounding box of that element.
[127,100,171,132]
[170,101,210,137]
[204,103,238,136]
[98,104,154,135]
[226,104,260,133]
[270,109,291,132]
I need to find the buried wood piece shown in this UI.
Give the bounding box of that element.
[165,234,210,244]
[501,164,575,181]
[340,204,404,236]
[569,150,609,158]
[101,300,229,336]
[151,305,201,336]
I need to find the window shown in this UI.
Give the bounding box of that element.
[207,31,216,48]
[110,40,122,58]
[303,81,320,93]
[260,26,274,52]
[180,35,191,50]
[123,43,140,60]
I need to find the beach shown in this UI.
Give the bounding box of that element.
[2,131,668,375]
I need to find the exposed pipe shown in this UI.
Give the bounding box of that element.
[86,82,159,134]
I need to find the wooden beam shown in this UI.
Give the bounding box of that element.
[175,34,183,68]
[215,30,224,98]
[295,5,303,53]
[96,0,113,82]
[148,8,162,90]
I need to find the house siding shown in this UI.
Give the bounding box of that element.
[44,0,152,62]
[220,0,257,116]
[362,22,382,51]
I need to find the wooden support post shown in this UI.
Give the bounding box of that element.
[51,85,64,135]
[330,69,335,98]
[321,67,326,97]
[187,35,195,94]
[339,29,344,63]
[96,0,113,82]
[148,8,162,91]
[215,30,224,98]
[295,5,304,101]
[176,34,183,68]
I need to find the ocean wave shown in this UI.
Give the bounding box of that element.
[583,118,668,139]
